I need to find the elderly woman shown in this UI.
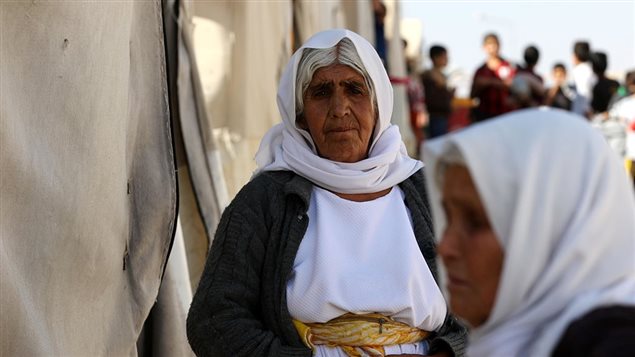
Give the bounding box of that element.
[424,108,635,357]
[187,29,466,357]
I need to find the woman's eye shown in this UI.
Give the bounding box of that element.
[349,87,363,95]
[313,89,327,97]
[466,215,488,232]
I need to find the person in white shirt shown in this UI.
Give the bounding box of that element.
[571,41,597,118]
[609,71,635,183]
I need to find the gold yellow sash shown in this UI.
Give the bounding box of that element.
[293,313,430,357]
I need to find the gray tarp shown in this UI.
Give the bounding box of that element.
[1,1,177,355]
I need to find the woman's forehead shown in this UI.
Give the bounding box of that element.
[442,165,479,201]
[310,64,365,83]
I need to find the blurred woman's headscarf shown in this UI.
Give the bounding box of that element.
[424,108,635,356]
[254,29,422,194]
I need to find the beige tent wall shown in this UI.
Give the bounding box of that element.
[384,0,416,156]
[1,1,177,355]
[401,18,424,72]
[294,0,345,44]
[189,15,233,208]
[176,1,227,290]
[137,219,194,357]
[176,167,209,290]
[341,0,376,45]
[190,1,292,200]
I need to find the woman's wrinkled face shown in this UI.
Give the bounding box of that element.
[298,64,376,163]
[437,164,503,328]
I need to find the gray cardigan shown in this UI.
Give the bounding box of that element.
[187,169,467,356]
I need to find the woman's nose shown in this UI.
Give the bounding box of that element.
[330,91,351,118]
[438,227,461,260]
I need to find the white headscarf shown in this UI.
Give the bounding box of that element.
[423,108,635,357]
[254,29,422,194]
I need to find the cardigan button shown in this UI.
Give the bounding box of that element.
[297,214,303,220]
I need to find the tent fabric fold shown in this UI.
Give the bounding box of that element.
[1,1,177,355]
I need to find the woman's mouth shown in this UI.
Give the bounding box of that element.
[446,274,469,290]
[328,126,355,133]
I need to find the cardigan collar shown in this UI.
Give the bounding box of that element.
[282,172,313,210]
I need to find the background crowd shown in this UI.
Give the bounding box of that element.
[402,33,635,183]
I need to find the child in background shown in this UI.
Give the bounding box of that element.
[545,63,576,111]
[421,45,454,138]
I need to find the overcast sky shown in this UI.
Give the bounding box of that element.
[402,0,635,95]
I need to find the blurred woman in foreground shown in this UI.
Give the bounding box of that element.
[424,108,635,356]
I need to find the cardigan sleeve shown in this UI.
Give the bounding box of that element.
[551,305,635,356]
[428,313,468,357]
[186,201,311,357]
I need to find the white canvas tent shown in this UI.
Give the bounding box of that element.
[188,0,292,201]
[384,0,417,156]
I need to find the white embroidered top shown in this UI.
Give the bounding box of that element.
[286,186,447,335]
